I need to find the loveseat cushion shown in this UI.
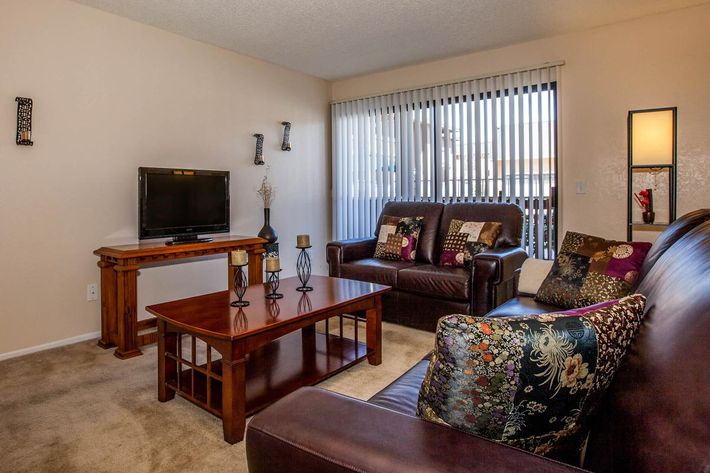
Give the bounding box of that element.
[416,295,646,462]
[368,355,432,416]
[485,296,559,318]
[339,258,414,287]
[535,232,651,309]
[397,264,470,301]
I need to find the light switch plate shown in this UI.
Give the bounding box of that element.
[575,180,587,194]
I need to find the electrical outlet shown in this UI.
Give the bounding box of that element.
[575,180,587,194]
[87,283,98,301]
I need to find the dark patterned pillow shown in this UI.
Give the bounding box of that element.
[374,215,424,262]
[440,220,502,267]
[416,294,646,461]
[535,232,652,309]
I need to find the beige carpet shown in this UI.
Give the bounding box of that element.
[0,320,433,473]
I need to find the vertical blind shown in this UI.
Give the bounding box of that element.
[332,63,560,258]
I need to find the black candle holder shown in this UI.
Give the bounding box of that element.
[230,264,250,307]
[296,246,313,292]
[265,269,283,299]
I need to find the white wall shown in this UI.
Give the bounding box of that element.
[331,4,710,242]
[0,0,330,355]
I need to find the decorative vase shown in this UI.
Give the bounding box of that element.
[642,210,655,224]
[258,208,278,243]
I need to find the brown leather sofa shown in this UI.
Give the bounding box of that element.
[246,210,710,473]
[327,201,527,330]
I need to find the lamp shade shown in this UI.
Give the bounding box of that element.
[630,109,675,165]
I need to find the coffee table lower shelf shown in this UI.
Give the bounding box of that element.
[164,330,370,419]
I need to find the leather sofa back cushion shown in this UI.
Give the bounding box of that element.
[376,202,444,264]
[584,220,710,473]
[416,294,646,463]
[439,203,523,253]
[535,232,652,309]
[638,208,710,282]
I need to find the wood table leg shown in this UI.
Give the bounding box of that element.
[97,259,117,349]
[221,355,247,444]
[366,296,382,366]
[114,263,142,359]
[158,320,177,402]
[301,323,317,369]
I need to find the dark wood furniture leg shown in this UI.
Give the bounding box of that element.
[158,320,177,402]
[114,263,142,359]
[221,345,247,444]
[97,259,117,349]
[366,296,382,365]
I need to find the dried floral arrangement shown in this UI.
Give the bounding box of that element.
[257,167,275,208]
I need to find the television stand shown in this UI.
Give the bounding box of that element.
[94,235,266,359]
[166,235,213,246]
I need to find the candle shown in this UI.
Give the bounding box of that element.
[265,256,280,272]
[296,234,311,248]
[231,250,248,266]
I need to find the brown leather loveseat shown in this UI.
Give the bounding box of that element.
[246,210,710,473]
[327,201,527,331]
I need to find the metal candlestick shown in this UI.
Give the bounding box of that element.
[230,264,250,307]
[296,246,313,292]
[265,269,283,299]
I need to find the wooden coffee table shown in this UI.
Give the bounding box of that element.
[146,275,390,444]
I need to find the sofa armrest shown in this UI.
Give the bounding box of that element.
[246,387,585,473]
[326,238,377,277]
[472,247,528,316]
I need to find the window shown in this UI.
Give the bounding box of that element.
[332,64,559,258]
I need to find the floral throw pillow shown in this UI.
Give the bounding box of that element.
[535,232,652,309]
[440,220,502,268]
[373,215,424,262]
[416,294,646,461]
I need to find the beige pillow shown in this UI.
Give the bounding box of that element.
[518,258,554,295]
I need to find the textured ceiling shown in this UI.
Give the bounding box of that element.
[73,0,707,80]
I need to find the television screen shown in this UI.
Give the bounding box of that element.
[139,167,229,240]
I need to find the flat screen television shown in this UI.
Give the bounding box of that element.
[139,167,230,245]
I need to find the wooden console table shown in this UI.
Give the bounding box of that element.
[94,235,266,359]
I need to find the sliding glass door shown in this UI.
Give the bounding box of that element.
[332,65,559,258]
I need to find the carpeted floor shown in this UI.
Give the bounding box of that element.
[0,320,434,473]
